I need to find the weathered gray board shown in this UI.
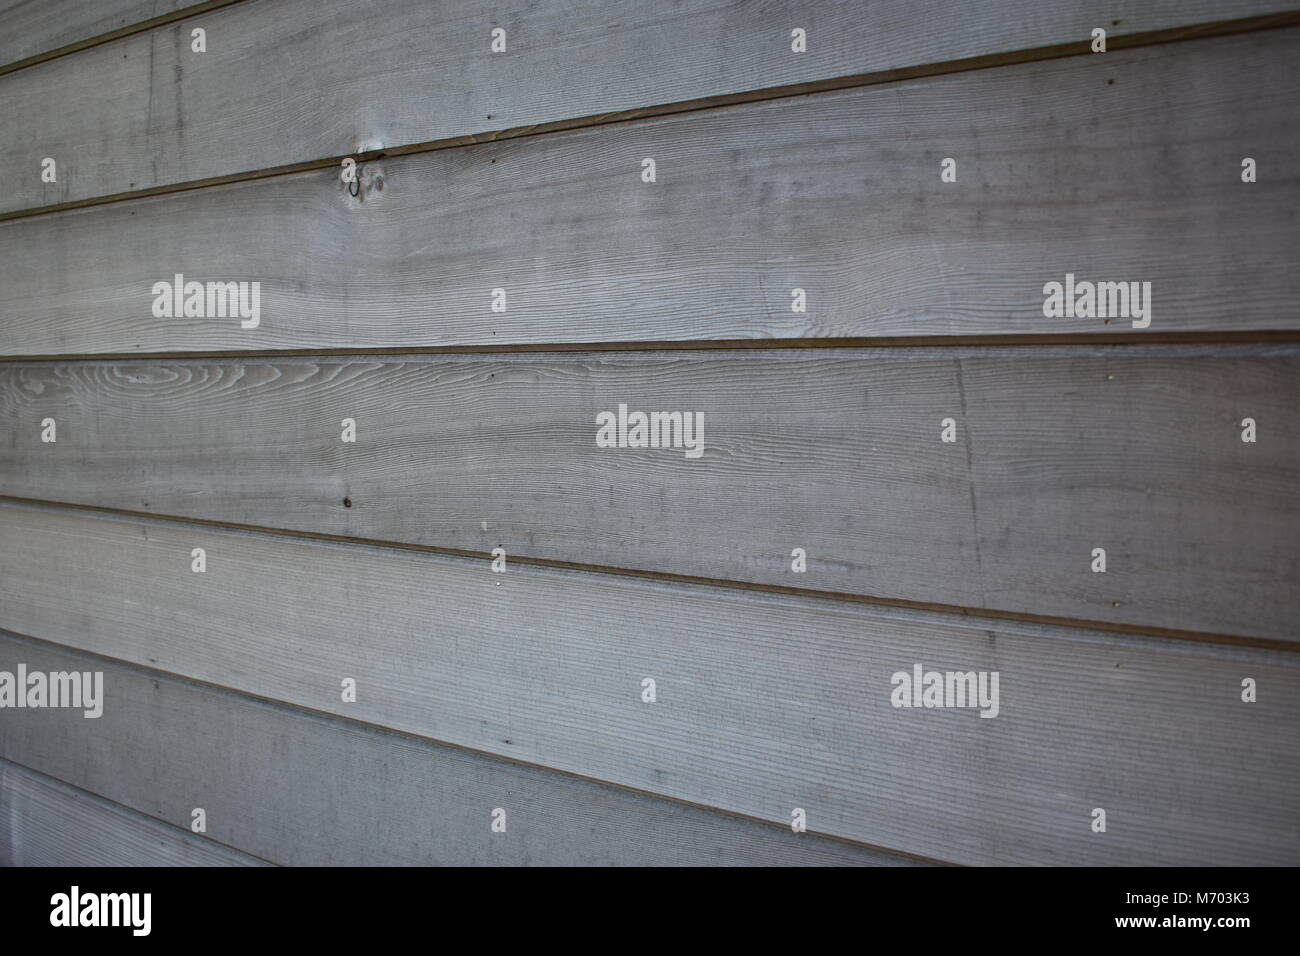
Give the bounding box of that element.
[0,0,1292,214]
[0,632,915,867]
[3,346,1295,639]
[0,758,269,866]
[4,29,1300,355]
[0,0,203,71]
[0,505,1295,865]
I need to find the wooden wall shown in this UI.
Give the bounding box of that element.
[1,0,1297,866]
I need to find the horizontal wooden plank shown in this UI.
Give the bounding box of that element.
[0,0,202,72]
[0,631,914,866]
[3,28,1299,354]
[1,504,1296,864]
[0,758,269,866]
[2,345,1296,639]
[0,0,1292,214]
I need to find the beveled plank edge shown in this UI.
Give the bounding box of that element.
[0,625,948,866]
[2,8,1297,223]
[0,756,277,866]
[0,0,252,79]
[2,495,1292,657]
[5,331,1300,363]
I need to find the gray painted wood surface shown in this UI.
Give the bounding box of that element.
[0,0,200,70]
[3,29,1299,355]
[0,758,269,866]
[0,505,1295,865]
[3,346,1295,639]
[4,4,1295,873]
[0,631,915,866]
[0,0,1291,213]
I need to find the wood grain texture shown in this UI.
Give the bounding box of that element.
[0,0,200,71]
[3,28,1300,354]
[0,631,915,867]
[0,0,1293,214]
[0,758,269,866]
[0,504,1296,865]
[2,345,1296,639]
